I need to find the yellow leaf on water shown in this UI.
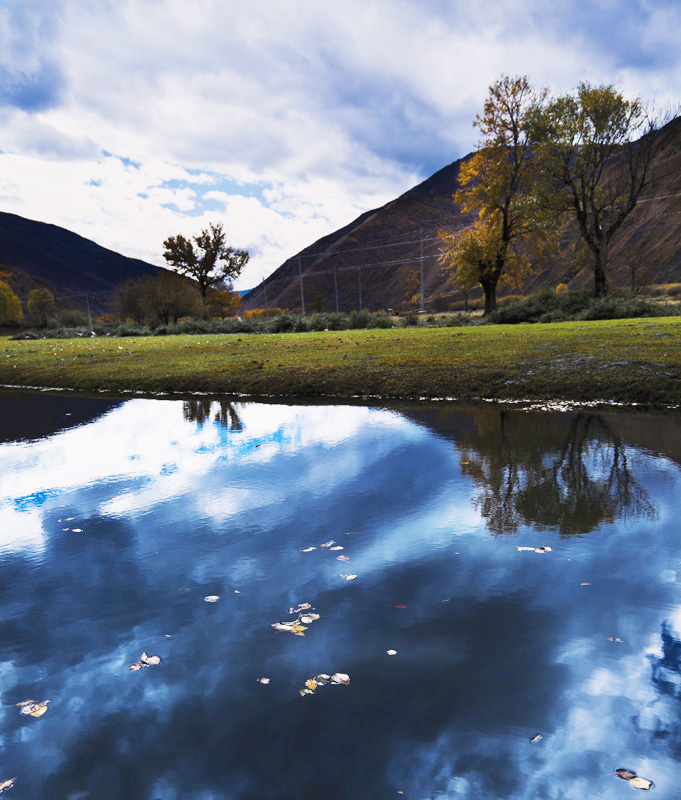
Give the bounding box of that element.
[339,574,358,581]
[0,778,16,792]
[580,582,591,586]
[305,679,318,692]
[30,704,48,718]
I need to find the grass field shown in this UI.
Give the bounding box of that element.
[1,316,681,406]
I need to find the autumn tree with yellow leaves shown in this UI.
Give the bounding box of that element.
[440,76,554,314]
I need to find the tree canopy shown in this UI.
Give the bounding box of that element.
[0,280,22,325]
[27,288,56,327]
[440,76,553,314]
[162,223,249,311]
[529,82,665,297]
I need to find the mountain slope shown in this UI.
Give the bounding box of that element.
[245,117,681,312]
[0,212,169,311]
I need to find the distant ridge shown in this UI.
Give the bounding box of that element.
[0,211,170,311]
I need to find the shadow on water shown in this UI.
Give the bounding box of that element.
[0,390,123,443]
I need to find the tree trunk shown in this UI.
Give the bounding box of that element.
[481,280,498,315]
[593,246,609,298]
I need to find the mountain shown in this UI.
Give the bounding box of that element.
[0,212,170,312]
[244,116,681,312]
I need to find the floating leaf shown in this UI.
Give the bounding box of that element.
[580,583,591,586]
[314,673,332,685]
[17,700,50,718]
[305,678,318,691]
[386,650,397,656]
[287,603,312,615]
[204,595,220,603]
[129,652,161,671]
[65,517,75,521]
[329,546,344,551]
[516,546,535,551]
[0,778,15,792]
[534,546,552,553]
[257,677,270,684]
[300,613,320,624]
[330,673,350,685]
[300,547,316,552]
[629,777,653,790]
[393,605,407,609]
[271,622,295,632]
[72,528,83,533]
[337,555,350,562]
[616,769,638,781]
[529,734,542,743]
[606,636,624,642]
[339,574,357,581]
[320,540,335,548]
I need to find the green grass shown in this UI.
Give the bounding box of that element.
[1,316,681,406]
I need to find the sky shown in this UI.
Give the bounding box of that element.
[0,0,679,290]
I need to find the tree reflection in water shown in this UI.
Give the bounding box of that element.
[459,411,657,536]
[182,399,243,431]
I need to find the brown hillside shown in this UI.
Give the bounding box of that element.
[244,116,681,312]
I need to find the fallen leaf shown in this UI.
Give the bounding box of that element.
[393,605,407,609]
[516,546,535,551]
[300,613,320,623]
[616,769,638,781]
[580,583,591,586]
[300,547,316,552]
[305,678,318,691]
[320,540,335,548]
[204,595,220,603]
[339,574,357,581]
[234,590,241,594]
[629,777,653,790]
[529,734,542,743]
[337,555,350,561]
[0,778,15,792]
[287,603,312,615]
[65,517,75,521]
[387,650,397,656]
[16,700,50,718]
[271,622,295,632]
[129,652,161,671]
[606,636,624,642]
[72,528,83,533]
[534,546,552,553]
[257,677,270,684]
[331,673,350,685]
[329,546,344,551]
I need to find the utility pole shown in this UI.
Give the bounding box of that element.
[298,256,305,316]
[86,294,93,330]
[333,265,339,312]
[263,277,269,320]
[358,267,362,311]
[419,226,425,313]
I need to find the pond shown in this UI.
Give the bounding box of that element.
[0,392,680,799]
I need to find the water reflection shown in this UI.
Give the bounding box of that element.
[0,395,679,799]
[182,398,243,430]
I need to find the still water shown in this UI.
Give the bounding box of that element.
[0,392,680,800]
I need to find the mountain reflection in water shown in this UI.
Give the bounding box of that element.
[0,394,680,800]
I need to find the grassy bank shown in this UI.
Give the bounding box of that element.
[1,316,681,406]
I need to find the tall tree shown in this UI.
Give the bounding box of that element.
[440,76,551,314]
[0,280,23,325]
[162,223,249,313]
[27,288,56,327]
[531,83,664,297]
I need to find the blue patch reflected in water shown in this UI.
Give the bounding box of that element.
[0,396,680,799]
